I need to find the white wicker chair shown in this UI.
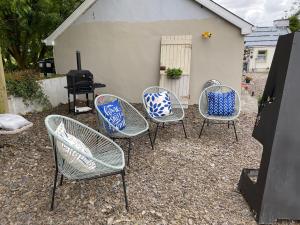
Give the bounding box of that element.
[142,86,187,145]
[198,85,241,141]
[95,94,153,166]
[45,115,128,210]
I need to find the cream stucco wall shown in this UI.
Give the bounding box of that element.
[54,17,244,104]
[248,46,275,73]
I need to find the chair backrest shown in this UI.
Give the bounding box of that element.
[94,94,148,136]
[199,85,241,120]
[142,86,184,121]
[202,79,221,90]
[45,115,125,178]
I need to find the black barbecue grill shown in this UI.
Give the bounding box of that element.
[65,51,106,115]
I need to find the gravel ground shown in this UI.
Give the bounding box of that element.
[0,103,298,225]
[247,73,269,97]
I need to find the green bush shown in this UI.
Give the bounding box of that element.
[5,70,51,108]
[166,68,183,79]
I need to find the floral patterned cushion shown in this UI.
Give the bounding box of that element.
[207,91,235,116]
[98,99,126,134]
[144,91,172,118]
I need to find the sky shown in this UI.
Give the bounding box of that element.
[214,0,297,26]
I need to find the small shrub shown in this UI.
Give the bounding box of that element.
[5,70,51,109]
[166,68,183,79]
[245,76,253,83]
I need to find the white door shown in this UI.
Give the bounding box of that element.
[159,35,192,108]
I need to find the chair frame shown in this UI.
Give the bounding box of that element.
[198,85,241,141]
[142,86,187,145]
[95,94,153,167]
[45,115,128,211]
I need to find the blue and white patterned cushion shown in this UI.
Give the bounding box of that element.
[144,91,172,118]
[98,99,126,134]
[207,91,235,116]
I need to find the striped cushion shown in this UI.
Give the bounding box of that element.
[55,122,96,173]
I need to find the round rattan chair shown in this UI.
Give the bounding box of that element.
[142,86,187,145]
[95,94,153,166]
[45,115,128,210]
[198,85,241,141]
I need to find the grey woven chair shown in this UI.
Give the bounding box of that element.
[45,115,128,210]
[95,95,153,166]
[198,85,241,141]
[142,86,187,145]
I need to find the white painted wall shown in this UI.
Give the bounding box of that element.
[8,96,43,115]
[248,46,275,72]
[39,76,68,107]
[75,0,213,24]
[8,77,68,115]
[53,0,244,104]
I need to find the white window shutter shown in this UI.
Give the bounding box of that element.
[159,35,192,108]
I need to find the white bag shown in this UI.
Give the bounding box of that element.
[0,114,31,131]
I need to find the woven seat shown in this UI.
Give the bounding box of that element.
[142,86,187,145]
[45,115,128,210]
[95,94,153,166]
[198,85,241,141]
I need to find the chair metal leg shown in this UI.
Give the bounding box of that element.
[153,123,160,145]
[199,119,207,138]
[50,169,58,210]
[233,121,238,142]
[121,170,129,211]
[60,174,64,186]
[127,139,132,167]
[181,120,188,138]
[228,121,230,129]
[148,129,154,150]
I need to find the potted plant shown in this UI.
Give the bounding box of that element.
[245,76,253,84]
[166,68,183,79]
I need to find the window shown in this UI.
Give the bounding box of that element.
[256,50,267,62]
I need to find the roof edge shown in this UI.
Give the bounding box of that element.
[43,0,253,46]
[43,0,97,46]
[194,0,253,35]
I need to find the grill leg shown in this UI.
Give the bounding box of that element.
[148,129,154,150]
[92,91,95,113]
[127,139,132,167]
[86,93,89,107]
[181,120,188,138]
[68,92,71,113]
[73,94,77,115]
[153,123,160,145]
[199,119,207,138]
[233,121,238,142]
[121,170,129,211]
[50,169,58,210]
[60,174,64,186]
